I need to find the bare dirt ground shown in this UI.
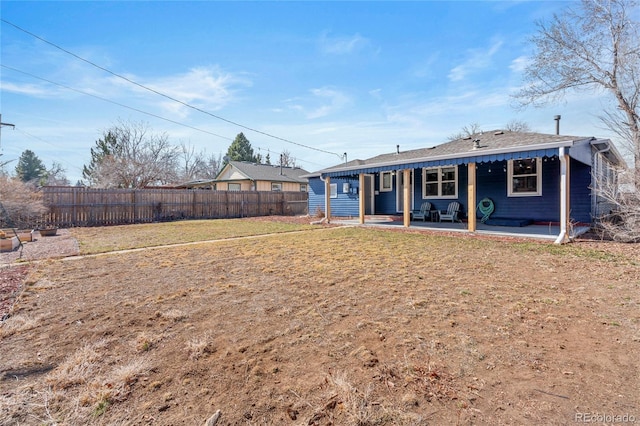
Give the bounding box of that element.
[1,217,639,425]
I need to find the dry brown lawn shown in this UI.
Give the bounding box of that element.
[1,218,639,425]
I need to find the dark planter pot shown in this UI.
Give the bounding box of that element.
[38,228,58,237]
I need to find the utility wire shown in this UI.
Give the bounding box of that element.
[13,126,83,174]
[1,65,324,168]
[2,19,345,160]
[1,64,232,142]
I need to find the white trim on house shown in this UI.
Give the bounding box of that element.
[422,165,458,199]
[380,171,393,192]
[507,158,542,197]
[320,139,591,177]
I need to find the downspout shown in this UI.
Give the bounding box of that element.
[555,147,568,244]
[591,142,612,220]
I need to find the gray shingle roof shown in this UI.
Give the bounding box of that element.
[221,161,309,183]
[315,130,593,174]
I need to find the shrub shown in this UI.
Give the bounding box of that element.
[0,176,48,229]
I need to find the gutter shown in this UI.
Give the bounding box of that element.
[319,138,589,177]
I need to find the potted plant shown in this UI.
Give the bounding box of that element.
[37,226,58,237]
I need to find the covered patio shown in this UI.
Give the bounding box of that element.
[331,215,591,241]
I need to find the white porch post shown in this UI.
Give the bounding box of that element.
[359,173,365,224]
[467,162,477,232]
[403,169,411,227]
[324,176,331,224]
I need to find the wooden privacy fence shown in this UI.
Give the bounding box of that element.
[41,187,309,227]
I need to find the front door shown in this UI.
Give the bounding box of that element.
[396,170,414,212]
[364,174,374,214]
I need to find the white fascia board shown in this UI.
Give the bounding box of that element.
[322,139,586,175]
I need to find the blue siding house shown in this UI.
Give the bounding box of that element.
[305,130,624,243]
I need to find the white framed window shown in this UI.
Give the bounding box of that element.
[228,183,241,191]
[271,182,282,191]
[508,158,542,197]
[422,166,458,199]
[380,171,393,192]
[300,184,307,192]
[330,183,338,198]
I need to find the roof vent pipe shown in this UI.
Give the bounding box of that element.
[554,115,561,135]
[396,144,400,154]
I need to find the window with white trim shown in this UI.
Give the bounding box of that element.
[508,158,542,196]
[380,171,393,192]
[422,166,458,199]
[228,183,241,191]
[330,183,338,198]
[300,184,307,192]
[271,182,282,191]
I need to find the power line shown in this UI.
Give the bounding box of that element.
[12,127,83,174]
[1,65,324,168]
[1,66,323,169]
[2,18,346,160]
[1,64,232,142]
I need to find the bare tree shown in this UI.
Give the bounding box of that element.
[505,120,532,133]
[202,153,223,179]
[278,149,297,167]
[86,120,180,188]
[44,161,70,186]
[514,0,640,182]
[447,123,482,141]
[178,142,208,182]
[593,165,640,241]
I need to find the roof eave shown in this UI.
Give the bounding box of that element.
[590,138,626,167]
[320,139,586,176]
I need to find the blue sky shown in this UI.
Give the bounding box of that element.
[1,1,617,184]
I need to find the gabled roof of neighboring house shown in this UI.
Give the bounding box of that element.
[216,161,310,183]
[306,130,624,178]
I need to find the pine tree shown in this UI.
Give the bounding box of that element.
[82,130,119,185]
[225,133,260,163]
[15,150,47,183]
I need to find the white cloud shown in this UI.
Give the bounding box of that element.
[319,31,371,55]
[0,81,56,97]
[509,55,531,73]
[143,66,252,118]
[285,87,351,119]
[448,39,504,82]
[307,87,350,119]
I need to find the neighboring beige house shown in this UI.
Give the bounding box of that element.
[178,161,309,192]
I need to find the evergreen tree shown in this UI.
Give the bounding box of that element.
[15,149,47,183]
[225,133,260,163]
[82,130,119,185]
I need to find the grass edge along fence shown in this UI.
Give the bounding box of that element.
[41,186,308,227]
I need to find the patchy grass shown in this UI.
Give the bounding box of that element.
[2,223,639,424]
[70,217,317,254]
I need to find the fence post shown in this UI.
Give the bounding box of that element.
[132,190,136,223]
[192,190,197,219]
